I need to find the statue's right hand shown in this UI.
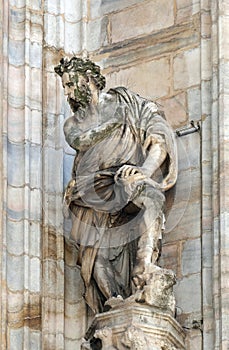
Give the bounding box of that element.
[114,165,146,184]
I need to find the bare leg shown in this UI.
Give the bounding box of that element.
[131,186,165,289]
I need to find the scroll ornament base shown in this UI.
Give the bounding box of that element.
[82,265,186,350]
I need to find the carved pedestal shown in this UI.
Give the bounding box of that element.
[82,302,185,350]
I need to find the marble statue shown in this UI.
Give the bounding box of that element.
[55,57,177,314]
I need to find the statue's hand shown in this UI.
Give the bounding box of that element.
[114,165,146,184]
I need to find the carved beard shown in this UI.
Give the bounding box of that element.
[68,85,92,113]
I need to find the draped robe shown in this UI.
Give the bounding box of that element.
[64,87,177,313]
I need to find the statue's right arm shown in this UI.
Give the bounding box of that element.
[64,115,121,151]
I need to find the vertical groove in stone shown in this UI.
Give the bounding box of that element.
[210,0,229,348]
[200,1,214,349]
[63,0,83,55]
[0,0,5,348]
[6,0,27,348]
[24,4,32,348]
[42,0,65,348]
[41,0,87,347]
[82,0,88,56]
[24,2,43,348]
[217,1,229,348]
[6,1,26,348]
[1,0,43,348]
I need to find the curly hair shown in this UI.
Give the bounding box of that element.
[54,56,106,90]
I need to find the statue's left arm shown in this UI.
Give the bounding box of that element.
[141,133,167,178]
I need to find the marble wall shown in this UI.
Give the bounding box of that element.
[0,1,228,349]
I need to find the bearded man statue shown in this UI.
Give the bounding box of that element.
[55,56,177,314]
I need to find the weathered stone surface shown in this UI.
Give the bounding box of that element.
[64,20,82,54]
[43,261,64,298]
[43,228,64,260]
[28,23,43,43]
[135,265,176,316]
[159,243,179,275]
[43,193,64,227]
[9,6,25,24]
[106,58,170,99]
[27,41,42,69]
[202,267,213,307]
[7,254,24,291]
[6,219,24,256]
[24,256,41,292]
[90,0,145,19]
[65,339,82,350]
[28,109,42,145]
[185,329,202,350]
[26,0,42,11]
[46,72,60,114]
[29,188,42,221]
[63,153,74,187]
[26,330,41,350]
[42,296,64,334]
[43,147,63,193]
[181,239,201,276]
[8,65,25,108]
[176,0,200,23]
[201,11,211,38]
[65,301,87,339]
[111,0,174,43]
[9,0,25,7]
[25,67,42,110]
[7,291,24,313]
[7,142,25,187]
[158,93,187,128]
[44,14,64,48]
[174,274,201,313]
[176,132,200,171]
[7,186,24,220]
[28,222,41,257]
[164,201,201,242]
[27,11,43,26]
[26,144,42,189]
[7,106,25,143]
[9,328,24,350]
[173,48,200,90]
[97,20,199,74]
[42,333,64,350]
[201,80,211,115]
[86,17,109,52]
[45,0,62,15]
[43,113,65,149]
[9,39,25,66]
[165,162,201,236]
[64,266,84,303]
[64,0,82,23]
[187,87,201,121]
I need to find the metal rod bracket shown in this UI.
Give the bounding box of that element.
[175,120,201,137]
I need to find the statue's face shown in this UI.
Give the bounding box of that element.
[62,71,92,112]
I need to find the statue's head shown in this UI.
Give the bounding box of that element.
[54,56,106,112]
